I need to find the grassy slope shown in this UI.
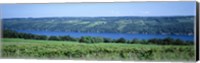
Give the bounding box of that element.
[1,38,195,61]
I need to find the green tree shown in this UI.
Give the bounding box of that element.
[174,39,184,45]
[48,36,60,41]
[93,37,104,43]
[163,37,174,45]
[131,38,140,44]
[148,38,163,45]
[140,39,148,44]
[79,36,93,43]
[103,38,113,43]
[59,35,75,41]
[116,38,126,43]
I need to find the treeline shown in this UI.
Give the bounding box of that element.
[3,29,193,45]
[3,29,77,41]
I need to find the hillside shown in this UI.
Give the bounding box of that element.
[2,16,194,35]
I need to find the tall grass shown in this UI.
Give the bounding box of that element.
[2,38,195,61]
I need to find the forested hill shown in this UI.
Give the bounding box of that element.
[2,16,194,35]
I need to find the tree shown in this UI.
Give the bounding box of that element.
[79,37,85,43]
[59,35,75,41]
[116,38,126,43]
[163,37,174,45]
[140,39,148,44]
[93,37,104,43]
[174,39,184,45]
[148,38,158,44]
[131,38,140,44]
[148,38,163,45]
[103,38,113,43]
[38,35,48,40]
[185,40,193,45]
[79,36,93,43]
[48,36,60,41]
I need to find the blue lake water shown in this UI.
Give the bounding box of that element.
[16,30,194,41]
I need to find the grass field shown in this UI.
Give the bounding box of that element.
[1,38,195,61]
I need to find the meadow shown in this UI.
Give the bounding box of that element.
[2,38,195,61]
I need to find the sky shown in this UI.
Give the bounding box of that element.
[0,2,196,18]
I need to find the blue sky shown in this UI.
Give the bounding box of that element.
[0,2,196,18]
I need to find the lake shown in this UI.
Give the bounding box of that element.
[16,30,194,41]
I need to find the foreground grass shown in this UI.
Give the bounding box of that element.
[1,38,195,61]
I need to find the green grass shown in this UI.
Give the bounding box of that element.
[1,38,195,61]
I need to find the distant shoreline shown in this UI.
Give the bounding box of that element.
[14,29,194,36]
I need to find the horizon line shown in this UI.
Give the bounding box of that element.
[1,15,195,19]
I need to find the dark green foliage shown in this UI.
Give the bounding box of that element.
[148,38,163,45]
[174,39,184,45]
[2,29,193,45]
[3,29,19,38]
[163,37,174,45]
[34,35,48,40]
[147,37,193,45]
[48,36,60,41]
[79,36,93,43]
[3,29,48,40]
[103,38,113,43]
[59,36,76,41]
[140,39,148,44]
[131,38,140,44]
[185,40,194,45]
[79,36,104,43]
[116,38,126,43]
[92,37,104,43]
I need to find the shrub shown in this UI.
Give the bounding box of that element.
[116,38,126,43]
[48,36,60,41]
